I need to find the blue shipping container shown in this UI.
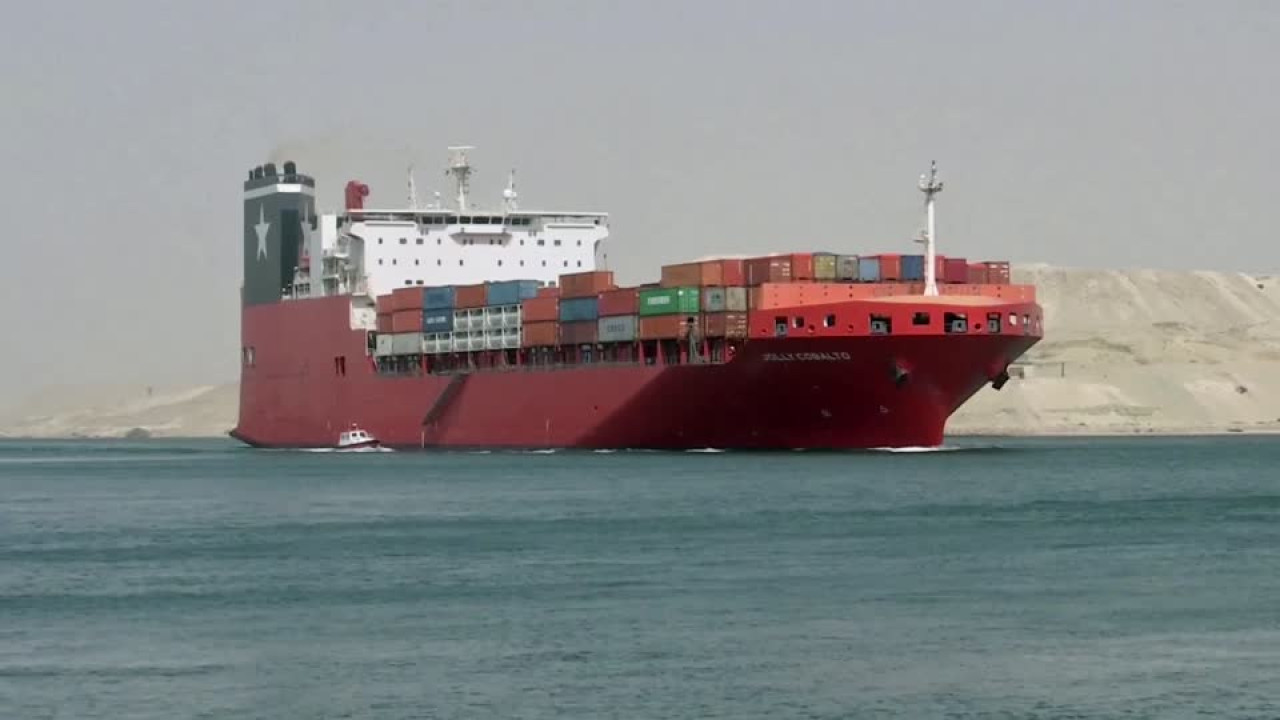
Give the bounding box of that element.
[423,286,456,310]
[423,310,453,333]
[559,296,600,323]
[901,255,925,281]
[858,257,881,282]
[486,279,540,307]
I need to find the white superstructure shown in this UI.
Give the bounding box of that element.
[291,147,609,300]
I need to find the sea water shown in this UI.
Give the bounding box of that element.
[1,436,1278,718]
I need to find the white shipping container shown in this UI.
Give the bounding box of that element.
[375,333,396,357]
[502,306,523,329]
[391,332,425,355]
[483,306,505,330]
[502,328,520,349]
[724,287,748,312]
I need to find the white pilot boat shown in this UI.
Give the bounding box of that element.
[336,424,382,451]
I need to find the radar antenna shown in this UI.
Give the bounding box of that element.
[917,160,944,297]
[445,146,475,212]
[503,169,519,212]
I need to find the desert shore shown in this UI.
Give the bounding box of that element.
[3,265,1278,441]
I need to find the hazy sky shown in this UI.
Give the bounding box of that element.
[0,0,1276,405]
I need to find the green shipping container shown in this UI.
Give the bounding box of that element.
[639,286,700,316]
[814,253,837,281]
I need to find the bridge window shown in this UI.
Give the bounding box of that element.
[987,312,1002,333]
[554,239,562,247]
[414,259,420,265]
[577,260,582,267]
[912,312,931,326]
[460,216,472,224]
[437,259,442,266]
[459,259,464,266]
[498,260,503,267]
[437,238,441,245]
[399,238,406,245]
[378,238,383,244]
[416,238,423,245]
[944,312,968,333]
[774,316,787,337]
[870,315,892,335]
[824,314,836,328]
[537,239,545,246]
[378,259,383,265]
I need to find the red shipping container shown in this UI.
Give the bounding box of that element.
[786,253,815,281]
[558,320,598,346]
[536,286,560,298]
[390,309,424,333]
[376,294,396,314]
[745,256,792,286]
[454,283,487,309]
[719,259,745,286]
[639,314,693,340]
[522,296,560,323]
[376,313,393,333]
[877,254,903,281]
[966,263,989,284]
[943,258,969,284]
[391,286,427,312]
[983,261,1012,284]
[598,287,640,316]
[560,270,615,298]
[702,312,749,339]
[521,321,559,347]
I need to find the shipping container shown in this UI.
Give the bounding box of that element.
[639,286,700,316]
[858,256,881,282]
[814,253,837,281]
[638,314,695,340]
[376,313,392,333]
[661,260,722,288]
[559,296,600,322]
[521,321,559,347]
[719,259,745,286]
[391,309,425,333]
[391,332,424,355]
[423,286,456,310]
[745,256,791,285]
[559,270,614,298]
[536,286,560,298]
[598,287,640,316]
[701,286,749,313]
[966,263,989,284]
[424,310,453,333]
[485,279,540,307]
[702,312,749,338]
[836,255,859,281]
[878,254,903,281]
[943,258,969,284]
[454,283,487,309]
[983,261,1012,284]
[558,320,598,346]
[375,294,396,314]
[522,296,559,323]
[901,255,925,281]
[390,286,427,312]
[702,287,727,313]
[597,314,638,343]
[374,333,395,357]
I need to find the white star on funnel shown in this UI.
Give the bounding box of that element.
[254,204,270,260]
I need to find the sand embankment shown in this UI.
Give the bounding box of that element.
[1,266,1278,439]
[948,266,1280,435]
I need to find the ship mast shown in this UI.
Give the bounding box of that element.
[446,146,475,212]
[918,160,943,297]
[407,163,418,209]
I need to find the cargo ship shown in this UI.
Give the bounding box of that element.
[232,147,1041,450]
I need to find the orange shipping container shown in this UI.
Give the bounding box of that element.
[639,314,693,340]
[560,270,615,298]
[376,294,396,314]
[598,287,640,316]
[390,286,427,312]
[521,321,559,347]
[537,286,560,298]
[703,312,749,338]
[719,259,745,286]
[391,309,424,333]
[522,296,560,323]
[454,283,487,309]
[661,261,723,288]
[376,313,393,333]
[966,263,989,284]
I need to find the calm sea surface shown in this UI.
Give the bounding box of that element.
[1,436,1278,719]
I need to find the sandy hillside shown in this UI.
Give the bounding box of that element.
[949,266,1280,435]
[2,266,1278,439]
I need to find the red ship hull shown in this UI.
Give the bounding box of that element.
[233,295,1041,450]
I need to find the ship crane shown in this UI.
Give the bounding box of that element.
[917,161,944,297]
